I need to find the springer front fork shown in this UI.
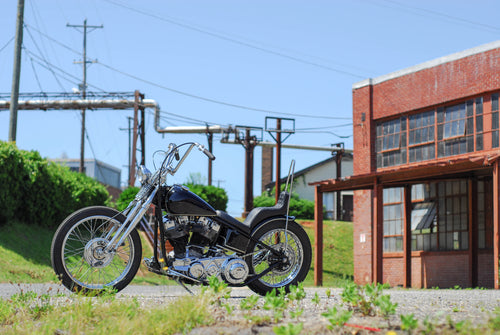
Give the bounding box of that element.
[103,185,158,253]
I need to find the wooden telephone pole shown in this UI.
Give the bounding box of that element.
[8,0,25,143]
[67,19,103,173]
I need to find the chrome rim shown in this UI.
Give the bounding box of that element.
[252,228,303,288]
[61,215,135,290]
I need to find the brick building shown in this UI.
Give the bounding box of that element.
[312,41,500,289]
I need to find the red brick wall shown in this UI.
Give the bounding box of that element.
[351,44,500,288]
[478,251,494,288]
[353,189,373,285]
[383,256,405,286]
[371,48,500,120]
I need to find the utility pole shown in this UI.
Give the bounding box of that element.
[237,127,260,217]
[8,0,25,143]
[67,19,103,173]
[265,117,295,204]
[119,117,133,185]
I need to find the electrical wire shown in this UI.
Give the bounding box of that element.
[97,61,352,120]
[22,24,353,121]
[102,0,368,79]
[295,129,352,138]
[25,23,81,55]
[24,48,107,92]
[0,36,14,54]
[364,0,500,33]
[24,25,66,90]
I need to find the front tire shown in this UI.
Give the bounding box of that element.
[51,206,142,294]
[245,219,312,295]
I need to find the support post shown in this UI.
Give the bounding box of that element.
[314,185,324,286]
[468,178,478,287]
[206,130,213,186]
[403,184,412,288]
[275,119,282,203]
[8,0,24,143]
[243,128,256,217]
[130,91,140,186]
[493,160,500,289]
[373,180,383,284]
[335,150,343,220]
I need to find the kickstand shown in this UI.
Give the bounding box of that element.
[175,278,194,296]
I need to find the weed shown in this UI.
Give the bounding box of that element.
[240,295,260,310]
[321,306,353,329]
[290,307,304,320]
[273,322,303,335]
[311,292,320,305]
[263,289,288,322]
[400,313,418,334]
[325,288,332,298]
[287,283,306,303]
[488,307,500,331]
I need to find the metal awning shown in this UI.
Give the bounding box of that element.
[310,152,500,192]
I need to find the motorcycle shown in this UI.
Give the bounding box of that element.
[51,142,312,296]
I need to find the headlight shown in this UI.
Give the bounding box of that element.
[137,165,152,184]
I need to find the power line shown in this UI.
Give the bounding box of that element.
[0,36,15,53]
[102,0,367,79]
[25,23,81,55]
[23,23,352,121]
[365,0,500,33]
[97,61,351,120]
[24,24,65,90]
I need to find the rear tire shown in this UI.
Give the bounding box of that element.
[51,206,142,294]
[245,218,312,296]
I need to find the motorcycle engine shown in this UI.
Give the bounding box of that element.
[162,215,249,284]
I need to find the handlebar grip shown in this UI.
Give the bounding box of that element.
[203,148,216,160]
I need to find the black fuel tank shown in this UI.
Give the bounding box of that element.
[165,185,217,216]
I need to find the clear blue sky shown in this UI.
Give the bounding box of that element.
[1,0,499,216]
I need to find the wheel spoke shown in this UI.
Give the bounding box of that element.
[60,214,136,290]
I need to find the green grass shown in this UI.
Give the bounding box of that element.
[300,220,354,287]
[0,219,354,288]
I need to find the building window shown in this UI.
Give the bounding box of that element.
[492,93,499,148]
[376,118,407,168]
[375,95,493,167]
[437,102,474,158]
[478,178,493,250]
[409,111,435,163]
[476,97,483,151]
[437,180,468,251]
[411,184,437,251]
[383,188,404,252]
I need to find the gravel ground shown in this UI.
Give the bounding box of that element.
[1,284,500,334]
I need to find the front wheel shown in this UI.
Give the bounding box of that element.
[51,206,142,294]
[245,219,312,295]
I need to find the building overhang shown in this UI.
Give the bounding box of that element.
[310,152,500,192]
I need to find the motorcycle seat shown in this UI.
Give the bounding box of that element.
[215,192,290,234]
[243,191,290,229]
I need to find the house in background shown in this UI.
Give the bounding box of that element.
[52,158,122,199]
[266,153,354,221]
[312,40,500,289]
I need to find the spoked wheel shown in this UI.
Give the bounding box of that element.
[245,219,312,295]
[51,206,142,294]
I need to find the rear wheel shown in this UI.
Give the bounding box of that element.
[51,206,142,294]
[245,219,311,295]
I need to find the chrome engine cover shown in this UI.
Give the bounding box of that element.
[171,254,249,284]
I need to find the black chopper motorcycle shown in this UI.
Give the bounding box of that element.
[51,142,312,296]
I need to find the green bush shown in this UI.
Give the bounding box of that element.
[0,141,109,228]
[184,184,228,211]
[116,186,140,211]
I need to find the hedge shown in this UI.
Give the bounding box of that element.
[0,141,110,228]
